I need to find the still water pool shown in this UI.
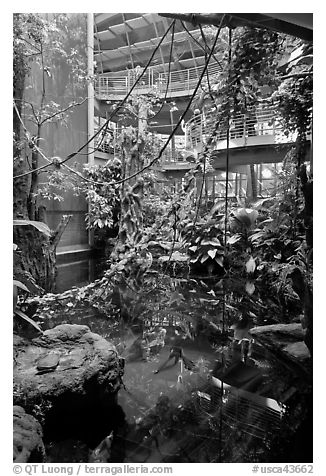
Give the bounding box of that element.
[43,257,312,463]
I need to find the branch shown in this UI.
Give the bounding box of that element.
[14,98,40,125]
[13,102,107,186]
[50,214,72,249]
[61,163,107,186]
[281,71,313,80]
[39,98,87,125]
[13,101,50,178]
[13,100,105,185]
[13,20,178,187]
[19,37,42,55]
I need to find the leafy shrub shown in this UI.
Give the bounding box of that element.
[83,158,122,231]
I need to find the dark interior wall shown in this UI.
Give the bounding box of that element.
[22,13,89,252]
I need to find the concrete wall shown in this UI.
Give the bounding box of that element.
[23,13,90,253]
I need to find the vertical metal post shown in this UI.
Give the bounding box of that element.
[87,13,95,247]
[243,114,247,146]
[170,108,175,161]
[272,112,276,137]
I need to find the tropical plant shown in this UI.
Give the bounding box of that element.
[82,159,122,232]
[187,217,225,273]
[13,219,51,333]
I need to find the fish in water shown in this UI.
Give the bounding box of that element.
[88,432,114,463]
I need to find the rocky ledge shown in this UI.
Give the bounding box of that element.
[13,324,125,439]
[250,323,311,377]
[13,406,45,462]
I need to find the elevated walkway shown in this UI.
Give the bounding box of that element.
[93,102,310,175]
[162,102,312,171]
[184,103,297,151]
[95,62,221,100]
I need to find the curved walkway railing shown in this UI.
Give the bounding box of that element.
[95,61,222,99]
[94,126,115,154]
[184,103,296,151]
[94,103,300,162]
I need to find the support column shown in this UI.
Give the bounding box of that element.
[170,106,178,161]
[87,13,95,247]
[138,102,148,135]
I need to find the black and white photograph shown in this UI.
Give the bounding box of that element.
[12,9,314,469]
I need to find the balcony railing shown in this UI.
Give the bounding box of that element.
[95,61,222,99]
[184,103,297,150]
[93,127,187,163]
[94,127,115,154]
[93,103,301,164]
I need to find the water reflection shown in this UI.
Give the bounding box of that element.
[47,266,311,463]
[55,256,106,293]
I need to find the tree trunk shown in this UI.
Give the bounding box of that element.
[249,164,258,201]
[27,131,42,220]
[13,31,30,220]
[14,215,71,292]
[289,268,313,358]
[298,164,313,252]
[13,27,62,290]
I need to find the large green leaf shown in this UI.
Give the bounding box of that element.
[207,249,217,259]
[249,231,266,243]
[246,256,256,274]
[13,219,51,237]
[13,280,30,293]
[245,281,255,295]
[201,238,222,247]
[188,246,198,253]
[227,234,242,245]
[234,208,258,229]
[14,309,43,333]
[215,256,224,267]
[200,254,209,264]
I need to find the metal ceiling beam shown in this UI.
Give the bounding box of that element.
[122,13,135,69]
[94,34,207,66]
[230,13,313,41]
[97,28,197,51]
[187,32,199,75]
[159,13,313,42]
[95,13,120,25]
[260,13,312,30]
[94,20,104,74]
[96,51,208,74]
[162,17,182,72]
[149,14,167,74]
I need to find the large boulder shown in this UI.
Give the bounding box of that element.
[13,406,45,462]
[250,323,311,377]
[13,324,125,439]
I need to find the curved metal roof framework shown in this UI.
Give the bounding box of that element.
[94,13,223,75]
[93,13,312,135]
[94,13,312,75]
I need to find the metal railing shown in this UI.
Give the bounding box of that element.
[95,61,222,98]
[93,103,298,163]
[184,103,296,150]
[93,126,186,162]
[94,127,115,154]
